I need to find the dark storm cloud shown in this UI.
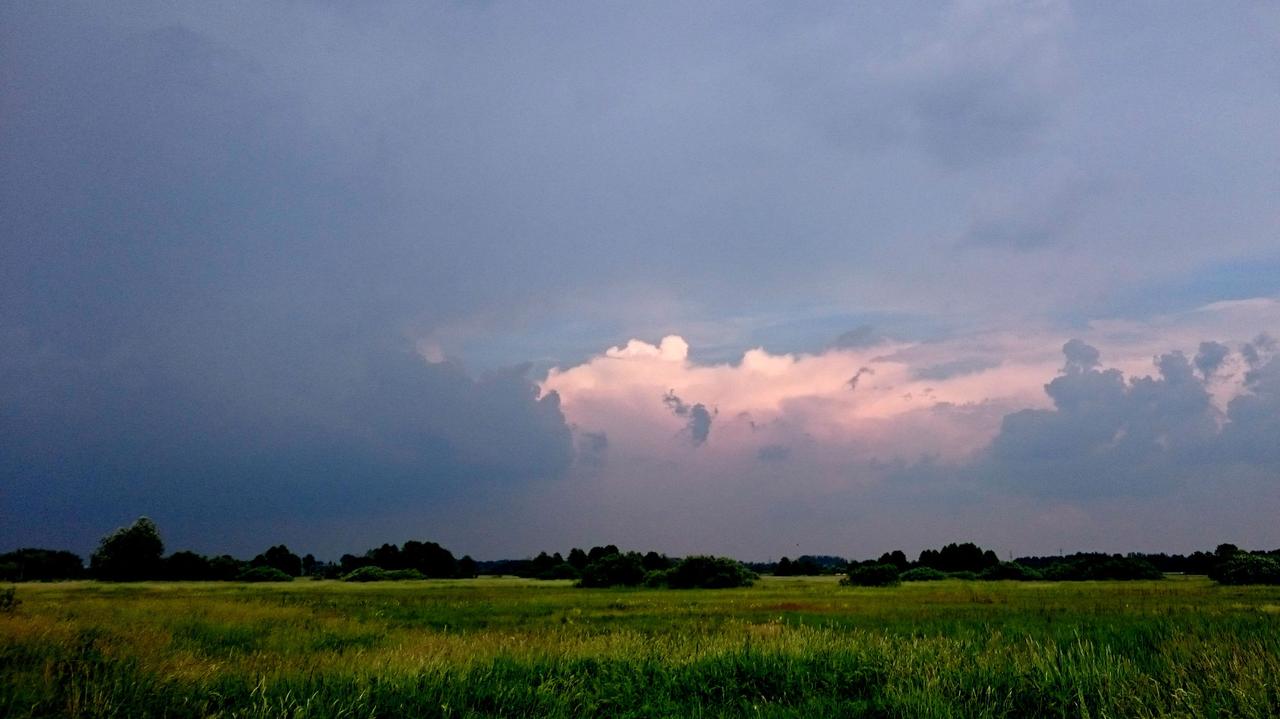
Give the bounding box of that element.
[1222,345,1280,465]
[757,444,791,463]
[913,357,1000,381]
[1241,334,1276,370]
[1061,339,1102,372]
[662,390,714,447]
[960,177,1095,250]
[2,2,1279,557]
[830,326,883,350]
[575,431,609,466]
[968,338,1280,500]
[846,367,875,391]
[1194,341,1231,380]
[0,6,596,554]
[0,332,572,555]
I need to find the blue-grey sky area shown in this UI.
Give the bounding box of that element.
[3,2,1279,560]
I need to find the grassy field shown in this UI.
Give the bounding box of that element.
[2,576,1279,718]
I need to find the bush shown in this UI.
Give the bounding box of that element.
[340,566,426,582]
[340,568,424,578]
[659,556,755,589]
[236,566,293,582]
[341,567,389,582]
[1210,554,1280,585]
[979,562,1042,581]
[0,587,18,613]
[899,567,948,582]
[947,570,979,580]
[841,563,900,587]
[578,552,647,588]
[644,569,672,588]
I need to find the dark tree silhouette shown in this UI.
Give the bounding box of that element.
[0,548,84,581]
[252,545,302,577]
[90,517,165,581]
[578,552,646,587]
[164,551,213,580]
[400,540,459,578]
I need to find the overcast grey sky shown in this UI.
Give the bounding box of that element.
[3,2,1278,560]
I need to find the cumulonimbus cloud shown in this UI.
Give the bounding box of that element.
[544,300,1280,498]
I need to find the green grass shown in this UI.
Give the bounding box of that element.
[2,576,1278,717]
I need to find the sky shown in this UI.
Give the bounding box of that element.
[2,1,1279,561]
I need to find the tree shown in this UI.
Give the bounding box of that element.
[842,563,900,587]
[918,543,998,573]
[208,555,244,580]
[1214,543,1241,561]
[877,550,909,571]
[587,545,620,564]
[90,517,164,581]
[578,552,646,587]
[400,540,459,578]
[978,562,1042,581]
[567,548,589,571]
[1209,554,1280,585]
[252,545,302,577]
[658,556,755,589]
[164,551,213,580]
[368,543,403,570]
[642,551,673,572]
[0,548,84,581]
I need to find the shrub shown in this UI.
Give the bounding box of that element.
[660,556,755,589]
[578,552,647,588]
[340,566,425,582]
[979,562,1042,581]
[841,563,900,587]
[1210,554,1280,585]
[947,570,979,580]
[341,567,389,582]
[899,567,948,582]
[236,566,293,583]
[644,569,672,588]
[0,587,18,613]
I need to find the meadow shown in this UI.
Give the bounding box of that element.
[2,576,1278,718]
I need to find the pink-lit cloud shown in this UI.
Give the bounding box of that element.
[526,300,1280,558]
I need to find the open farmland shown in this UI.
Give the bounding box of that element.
[2,576,1279,718]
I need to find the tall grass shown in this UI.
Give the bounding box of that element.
[2,576,1278,717]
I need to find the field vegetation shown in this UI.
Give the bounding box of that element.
[3,576,1279,718]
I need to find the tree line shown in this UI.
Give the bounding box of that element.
[3,519,1278,586]
[835,542,1280,586]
